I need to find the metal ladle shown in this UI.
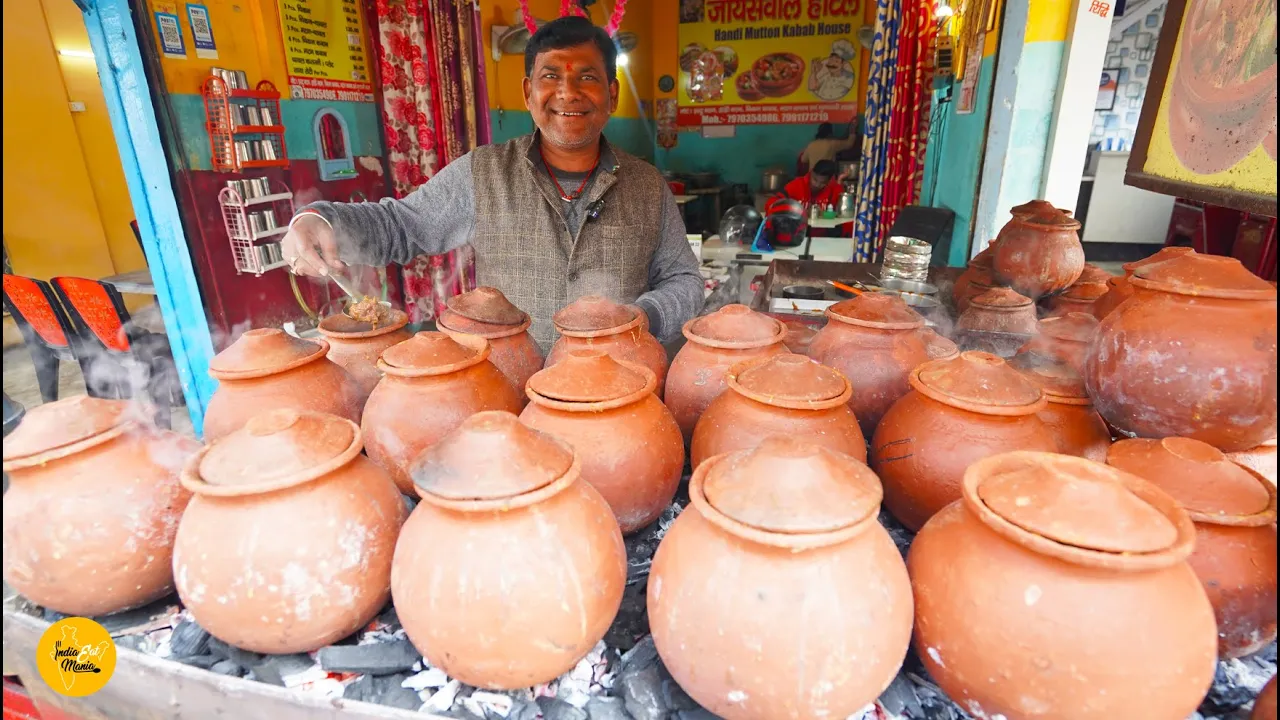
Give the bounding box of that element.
[326,271,391,320]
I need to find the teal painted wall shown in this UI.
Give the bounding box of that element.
[922,57,998,267]
[170,94,383,172]
[990,41,1064,229]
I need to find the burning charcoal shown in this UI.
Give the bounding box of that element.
[620,636,661,674]
[620,665,669,720]
[661,678,699,712]
[674,711,720,720]
[507,699,544,720]
[606,580,652,652]
[878,508,915,561]
[905,672,965,719]
[586,696,631,720]
[113,634,149,652]
[356,672,419,710]
[210,659,245,677]
[1201,655,1280,715]
[43,608,69,623]
[402,666,450,691]
[343,674,375,702]
[537,697,590,720]
[168,619,211,658]
[250,653,316,687]
[377,603,401,631]
[424,679,463,713]
[207,636,265,668]
[317,637,421,675]
[175,654,220,670]
[876,674,923,718]
[95,595,179,635]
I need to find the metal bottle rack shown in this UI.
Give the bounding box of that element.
[219,180,294,276]
[202,77,289,172]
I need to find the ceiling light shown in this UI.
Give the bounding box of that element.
[617,52,630,68]
[59,49,95,58]
[934,3,954,19]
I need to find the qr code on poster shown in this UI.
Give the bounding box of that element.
[157,14,182,54]
[191,14,211,37]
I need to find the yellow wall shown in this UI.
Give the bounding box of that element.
[480,0,653,118]
[3,0,144,288]
[146,0,290,95]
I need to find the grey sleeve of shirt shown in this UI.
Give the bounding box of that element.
[299,154,476,266]
[634,189,706,344]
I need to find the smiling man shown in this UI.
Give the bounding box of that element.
[281,16,703,350]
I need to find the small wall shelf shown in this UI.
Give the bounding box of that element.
[202,76,289,172]
[219,181,295,276]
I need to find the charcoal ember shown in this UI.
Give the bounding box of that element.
[343,674,376,703]
[377,603,401,632]
[175,654,220,670]
[585,696,632,720]
[251,653,315,687]
[210,659,245,677]
[905,673,966,719]
[661,676,699,712]
[113,634,149,652]
[876,673,924,718]
[43,608,70,623]
[674,710,721,720]
[620,636,660,674]
[168,619,210,658]
[1256,641,1278,664]
[508,699,544,720]
[368,672,421,711]
[536,697,590,720]
[206,637,265,669]
[606,580,651,652]
[94,595,178,634]
[1200,650,1279,716]
[877,508,915,560]
[620,665,669,720]
[316,637,420,675]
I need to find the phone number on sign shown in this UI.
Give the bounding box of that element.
[677,102,855,126]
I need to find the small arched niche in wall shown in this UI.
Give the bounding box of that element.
[314,108,356,181]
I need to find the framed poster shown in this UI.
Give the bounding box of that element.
[1126,0,1277,216]
[276,0,375,102]
[1096,68,1119,111]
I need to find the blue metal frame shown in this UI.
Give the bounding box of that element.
[81,0,216,436]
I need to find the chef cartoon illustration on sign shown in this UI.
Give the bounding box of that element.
[809,39,857,101]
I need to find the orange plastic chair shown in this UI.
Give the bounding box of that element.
[2,274,92,402]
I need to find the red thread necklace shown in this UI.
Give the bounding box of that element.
[539,145,600,201]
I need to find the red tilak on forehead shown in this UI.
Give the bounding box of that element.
[566,61,574,72]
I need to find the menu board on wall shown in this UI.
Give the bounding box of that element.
[676,0,863,127]
[277,0,375,102]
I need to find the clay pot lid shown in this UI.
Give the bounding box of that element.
[1131,253,1277,300]
[1012,357,1089,401]
[380,332,487,375]
[1074,264,1113,286]
[553,296,637,333]
[920,329,960,360]
[685,304,785,346]
[976,453,1179,554]
[702,436,881,534]
[1021,209,1082,229]
[1108,437,1273,518]
[1038,312,1098,342]
[208,328,327,378]
[969,244,997,269]
[196,409,359,488]
[911,351,1045,415]
[1122,246,1195,276]
[2,396,130,464]
[732,353,849,405]
[1010,199,1061,218]
[411,411,573,501]
[970,287,1034,310]
[826,293,925,330]
[527,350,652,404]
[1061,281,1109,301]
[318,308,409,337]
[446,287,528,326]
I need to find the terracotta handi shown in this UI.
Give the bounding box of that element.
[1017,312,1099,372]
[910,452,1218,720]
[1230,438,1278,487]
[872,352,1056,531]
[175,409,403,654]
[317,309,412,405]
[808,294,933,437]
[1043,280,1109,318]
[1093,246,1196,321]
[437,287,544,400]
[951,243,997,310]
[691,353,866,468]
[521,350,683,533]
[1013,356,1112,462]
[954,265,1001,314]
[1107,437,1278,658]
[992,208,1086,299]
[1256,676,1278,720]
[956,287,1039,336]
[649,436,913,720]
[2,397,197,617]
[393,412,626,689]
[546,296,669,396]
[362,332,523,495]
[1086,253,1278,452]
[203,328,364,441]
[665,304,787,443]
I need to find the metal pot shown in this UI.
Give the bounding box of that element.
[685,172,720,190]
[761,168,788,193]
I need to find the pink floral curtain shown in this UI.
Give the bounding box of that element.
[373,0,490,323]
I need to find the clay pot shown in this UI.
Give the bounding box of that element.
[204,328,364,441]
[952,244,997,308]
[2,396,197,616]
[317,309,412,405]
[362,332,523,494]
[909,452,1218,720]
[1010,199,1069,218]
[1256,676,1279,720]
[779,317,818,355]
[920,328,960,359]
[649,436,912,720]
[1230,438,1278,487]
[954,265,1002,314]
[546,296,669,396]
[392,412,625,689]
[957,287,1039,336]
[872,352,1057,531]
[1017,312,1099,372]
[1043,280,1109,318]
[993,209,1086,299]
[691,353,866,469]
[809,294,933,437]
[666,305,787,443]
[437,287,544,401]
[1013,356,1112,461]
[1107,437,1278,659]
[1086,253,1278,452]
[521,350,683,533]
[1093,247,1196,321]
[175,409,404,654]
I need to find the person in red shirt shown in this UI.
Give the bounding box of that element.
[768,160,852,237]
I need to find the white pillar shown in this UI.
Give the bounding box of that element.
[1040,0,1116,212]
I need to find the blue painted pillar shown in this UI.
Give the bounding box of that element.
[80,0,217,436]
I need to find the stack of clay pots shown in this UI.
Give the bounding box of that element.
[547,296,669,396]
